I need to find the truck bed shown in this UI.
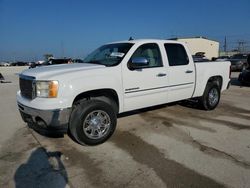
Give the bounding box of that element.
[193,61,231,97]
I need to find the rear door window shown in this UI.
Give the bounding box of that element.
[164,44,189,66]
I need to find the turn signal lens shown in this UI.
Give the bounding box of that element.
[48,81,59,98]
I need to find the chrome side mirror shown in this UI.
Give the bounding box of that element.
[129,57,149,70]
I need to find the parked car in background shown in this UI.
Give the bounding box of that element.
[216,56,230,61]
[48,58,73,65]
[0,62,10,66]
[192,55,210,62]
[11,61,29,66]
[229,54,248,71]
[73,59,84,63]
[238,69,250,85]
[27,62,36,66]
[238,54,250,85]
[30,58,72,68]
[192,52,210,62]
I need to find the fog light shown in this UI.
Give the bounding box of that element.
[35,117,47,128]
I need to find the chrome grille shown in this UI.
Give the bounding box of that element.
[19,75,36,100]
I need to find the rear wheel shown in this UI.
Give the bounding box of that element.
[69,99,117,145]
[198,83,220,110]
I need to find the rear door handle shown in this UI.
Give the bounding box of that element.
[185,70,193,73]
[157,73,167,77]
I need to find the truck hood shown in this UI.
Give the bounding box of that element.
[20,63,106,79]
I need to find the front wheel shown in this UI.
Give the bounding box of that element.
[69,100,117,145]
[198,83,221,110]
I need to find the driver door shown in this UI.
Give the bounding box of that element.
[122,43,169,112]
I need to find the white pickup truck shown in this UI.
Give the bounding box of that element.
[17,39,231,145]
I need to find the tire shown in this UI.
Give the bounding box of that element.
[242,64,247,71]
[238,74,243,83]
[69,99,117,145]
[198,83,221,110]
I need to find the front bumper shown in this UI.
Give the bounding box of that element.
[17,102,71,134]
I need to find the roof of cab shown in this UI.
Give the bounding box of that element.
[108,39,185,45]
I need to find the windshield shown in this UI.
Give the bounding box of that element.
[83,43,134,66]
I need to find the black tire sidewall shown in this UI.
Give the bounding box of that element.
[70,100,117,145]
[201,83,221,110]
[242,65,246,71]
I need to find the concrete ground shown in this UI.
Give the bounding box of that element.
[0,67,250,188]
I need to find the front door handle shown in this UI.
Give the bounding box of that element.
[185,70,193,73]
[157,73,167,77]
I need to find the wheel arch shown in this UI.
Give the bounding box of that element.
[72,89,119,114]
[207,75,223,90]
[198,78,221,111]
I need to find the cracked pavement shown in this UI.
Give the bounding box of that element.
[0,67,250,188]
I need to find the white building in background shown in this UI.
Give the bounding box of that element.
[174,37,219,60]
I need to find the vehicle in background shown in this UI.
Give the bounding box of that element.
[192,52,210,62]
[36,60,46,65]
[216,56,230,61]
[11,61,29,66]
[238,54,250,85]
[73,59,84,63]
[27,61,45,68]
[229,54,248,71]
[192,55,210,62]
[48,58,73,65]
[0,62,10,66]
[238,70,250,85]
[28,62,36,66]
[30,58,72,68]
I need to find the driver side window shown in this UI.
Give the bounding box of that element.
[130,43,163,68]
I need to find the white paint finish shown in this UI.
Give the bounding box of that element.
[193,61,231,97]
[17,65,124,111]
[166,44,196,102]
[122,67,169,111]
[122,41,169,111]
[16,39,230,113]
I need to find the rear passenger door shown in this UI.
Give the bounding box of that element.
[164,43,195,102]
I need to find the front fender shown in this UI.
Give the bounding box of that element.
[58,69,123,112]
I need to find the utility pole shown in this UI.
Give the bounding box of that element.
[12,52,16,63]
[61,41,65,58]
[237,40,246,53]
[223,36,227,54]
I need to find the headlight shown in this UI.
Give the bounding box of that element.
[36,80,59,98]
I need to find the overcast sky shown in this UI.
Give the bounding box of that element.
[0,0,250,61]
